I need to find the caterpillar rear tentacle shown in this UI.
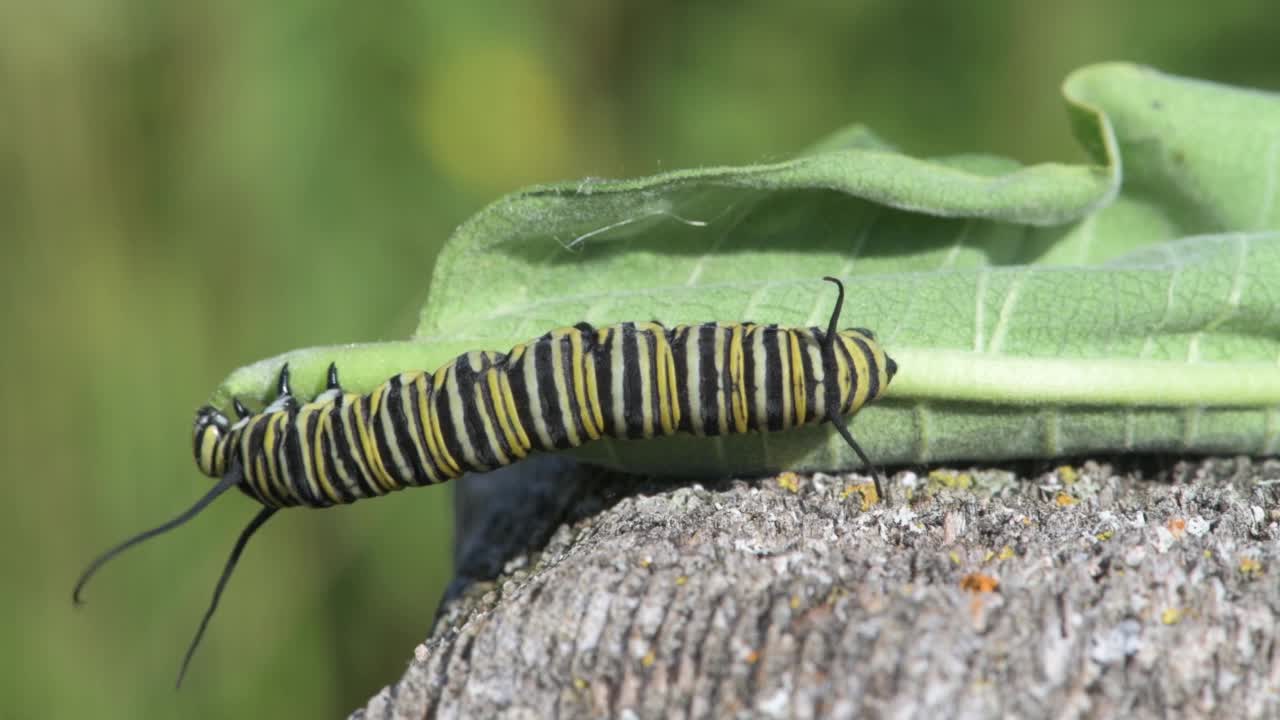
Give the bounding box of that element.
[73,277,897,686]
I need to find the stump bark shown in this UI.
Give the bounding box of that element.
[353,456,1280,719]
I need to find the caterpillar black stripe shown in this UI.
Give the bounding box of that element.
[73,277,897,686]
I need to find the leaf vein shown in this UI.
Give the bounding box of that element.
[987,274,1025,354]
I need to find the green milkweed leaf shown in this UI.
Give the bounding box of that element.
[214,63,1280,474]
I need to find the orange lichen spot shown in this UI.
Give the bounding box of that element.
[1096,530,1114,541]
[1161,608,1182,625]
[745,649,761,664]
[1239,557,1264,578]
[997,545,1015,561]
[858,483,879,510]
[1166,518,1187,538]
[1057,465,1078,485]
[843,481,879,510]
[777,472,800,493]
[641,650,656,668]
[1055,492,1077,507]
[960,573,999,593]
[675,575,688,586]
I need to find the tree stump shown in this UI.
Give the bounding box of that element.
[353,456,1280,719]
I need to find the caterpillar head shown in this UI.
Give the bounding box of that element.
[191,363,309,479]
[193,406,231,478]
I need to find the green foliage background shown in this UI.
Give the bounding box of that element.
[4,2,1278,716]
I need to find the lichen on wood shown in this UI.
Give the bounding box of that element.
[354,456,1280,719]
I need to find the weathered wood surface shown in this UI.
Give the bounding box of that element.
[354,456,1280,719]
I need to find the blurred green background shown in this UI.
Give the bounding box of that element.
[4,1,1278,716]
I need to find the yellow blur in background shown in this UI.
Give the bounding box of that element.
[3,1,1277,716]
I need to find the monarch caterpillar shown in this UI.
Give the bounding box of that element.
[73,276,897,685]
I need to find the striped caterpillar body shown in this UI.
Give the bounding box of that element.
[194,313,896,508]
[75,277,896,685]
